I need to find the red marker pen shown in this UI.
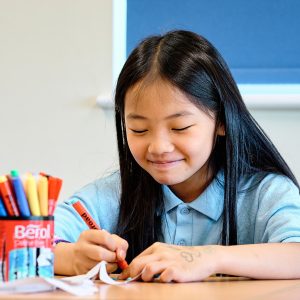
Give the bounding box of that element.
[40,173,63,215]
[69,198,128,270]
[48,177,62,215]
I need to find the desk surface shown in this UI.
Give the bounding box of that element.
[1,277,300,300]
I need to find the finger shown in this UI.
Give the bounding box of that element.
[81,229,118,251]
[119,253,159,280]
[118,266,130,280]
[106,262,118,274]
[140,261,170,282]
[160,266,185,283]
[82,243,117,262]
[111,234,129,253]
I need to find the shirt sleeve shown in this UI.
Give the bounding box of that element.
[54,171,121,242]
[254,174,300,243]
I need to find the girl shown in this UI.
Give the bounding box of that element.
[54,30,300,282]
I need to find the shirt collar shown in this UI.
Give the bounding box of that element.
[162,170,224,221]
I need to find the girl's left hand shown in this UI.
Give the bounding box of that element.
[118,242,220,282]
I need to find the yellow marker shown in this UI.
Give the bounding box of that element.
[26,174,41,216]
[22,172,30,196]
[38,175,48,216]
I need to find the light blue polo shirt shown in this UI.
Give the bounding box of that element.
[54,170,300,246]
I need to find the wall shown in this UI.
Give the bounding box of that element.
[250,109,300,181]
[0,1,299,204]
[0,0,118,200]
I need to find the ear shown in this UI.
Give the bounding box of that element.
[216,123,225,136]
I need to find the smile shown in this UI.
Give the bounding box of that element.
[148,159,184,169]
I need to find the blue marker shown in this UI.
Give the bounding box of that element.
[10,170,30,216]
[0,194,7,216]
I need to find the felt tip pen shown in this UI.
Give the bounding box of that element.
[26,174,41,216]
[0,175,20,216]
[48,177,62,216]
[38,175,48,216]
[0,194,8,217]
[69,198,128,270]
[10,170,31,217]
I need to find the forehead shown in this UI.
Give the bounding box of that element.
[124,79,199,114]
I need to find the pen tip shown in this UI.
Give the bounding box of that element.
[68,198,77,205]
[10,170,19,177]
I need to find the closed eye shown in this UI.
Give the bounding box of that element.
[130,129,148,134]
[172,125,193,131]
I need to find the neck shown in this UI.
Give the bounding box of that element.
[169,166,214,203]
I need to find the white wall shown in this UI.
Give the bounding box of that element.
[250,109,300,181]
[0,0,118,200]
[0,1,299,203]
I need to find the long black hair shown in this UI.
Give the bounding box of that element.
[114,30,299,262]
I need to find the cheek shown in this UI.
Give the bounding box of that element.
[183,132,215,157]
[126,136,145,161]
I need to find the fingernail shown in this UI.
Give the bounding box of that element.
[117,249,125,260]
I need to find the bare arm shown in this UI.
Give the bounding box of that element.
[120,242,300,282]
[217,242,300,279]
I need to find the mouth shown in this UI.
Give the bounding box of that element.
[148,159,184,169]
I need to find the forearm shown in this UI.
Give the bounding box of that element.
[215,243,300,279]
[54,242,76,276]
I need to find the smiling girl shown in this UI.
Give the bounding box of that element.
[54,30,300,282]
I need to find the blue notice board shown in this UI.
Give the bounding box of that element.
[127,0,300,84]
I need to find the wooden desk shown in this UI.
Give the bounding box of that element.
[1,277,300,300]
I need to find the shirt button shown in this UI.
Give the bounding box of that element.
[180,207,190,215]
[177,239,186,246]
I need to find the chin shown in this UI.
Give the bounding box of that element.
[152,175,183,186]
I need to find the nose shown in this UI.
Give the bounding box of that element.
[148,134,174,154]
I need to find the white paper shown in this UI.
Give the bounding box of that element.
[0,276,97,296]
[0,261,141,296]
[45,277,97,296]
[63,261,142,285]
[98,261,142,285]
[0,277,55,294]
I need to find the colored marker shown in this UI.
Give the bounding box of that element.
[48,177,62,215]
[38,175,48,216]
[69,199,128,270]
[0,175,20,216]
[26,174,41,216]
[0,194,8,217]
[54,178,62,202]
[10,170,31,217]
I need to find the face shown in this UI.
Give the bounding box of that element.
[124,79,223,201]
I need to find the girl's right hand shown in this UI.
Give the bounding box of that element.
[72,229,128,275]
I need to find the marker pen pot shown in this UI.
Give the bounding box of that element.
[0,216,54,282]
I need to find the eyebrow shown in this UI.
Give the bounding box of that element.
[126,111,194,121]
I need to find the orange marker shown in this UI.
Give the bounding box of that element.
[69,199,128,270]
[47,176,63,215]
